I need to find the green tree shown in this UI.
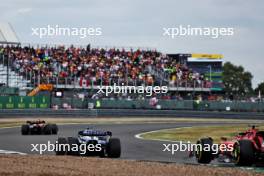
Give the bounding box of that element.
[223,62,253,97]
[255,82,264,96]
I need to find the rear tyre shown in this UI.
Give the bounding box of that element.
[21,124,29,135]
[51,124,58,134]
[107,138,121,158]
[44,124,52,135]
[233,140,254,166]
[67,137,79,156]
[56,137,68,155]
[195,137,213,164]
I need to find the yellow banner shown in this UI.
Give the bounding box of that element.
[191,54,223,59]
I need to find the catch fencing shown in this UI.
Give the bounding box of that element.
[0,96,264,112]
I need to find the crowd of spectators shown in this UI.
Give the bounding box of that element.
[165,63,207,88]
[0,45,208,88]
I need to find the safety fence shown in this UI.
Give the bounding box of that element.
[51,98,264,112]
[51,98,194,110]
[196,101,264,112]
[0,96,264,112]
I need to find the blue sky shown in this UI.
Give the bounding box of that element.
[0,0,263,87]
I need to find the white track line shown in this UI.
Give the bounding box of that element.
[134,127,192,143]
[0,149,27,155]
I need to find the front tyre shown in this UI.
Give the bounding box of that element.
[195,137,213,164]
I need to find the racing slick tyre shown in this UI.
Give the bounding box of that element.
[51,124,58,134]
[56,137,68,155]
[67,137,79,156]
[107,138,121,158]
[233,140,254,166]
[21,124,29,135]
[195,137,213,164]
[44,124,52,135]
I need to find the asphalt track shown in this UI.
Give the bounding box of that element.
[0,122,236,164]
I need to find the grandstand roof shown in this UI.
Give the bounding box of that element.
[0,23,20,44]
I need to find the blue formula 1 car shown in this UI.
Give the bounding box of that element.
[55,128,121,158]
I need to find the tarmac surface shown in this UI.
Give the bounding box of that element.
[0,122,234,164]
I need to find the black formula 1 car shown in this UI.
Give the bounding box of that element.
[21,120,58,135]
[55,128,121,158]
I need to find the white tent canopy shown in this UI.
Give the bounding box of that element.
[0,23,20,44]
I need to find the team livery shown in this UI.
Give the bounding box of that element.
[192,126,264,166]
[56,128,121,158]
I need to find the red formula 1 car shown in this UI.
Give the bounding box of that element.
[21,120,58,135]
[193,126,264,166]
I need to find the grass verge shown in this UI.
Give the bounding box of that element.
[141,124,264,143]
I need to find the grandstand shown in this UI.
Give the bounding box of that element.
[0,44,224,99]
[167,53,224,91]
